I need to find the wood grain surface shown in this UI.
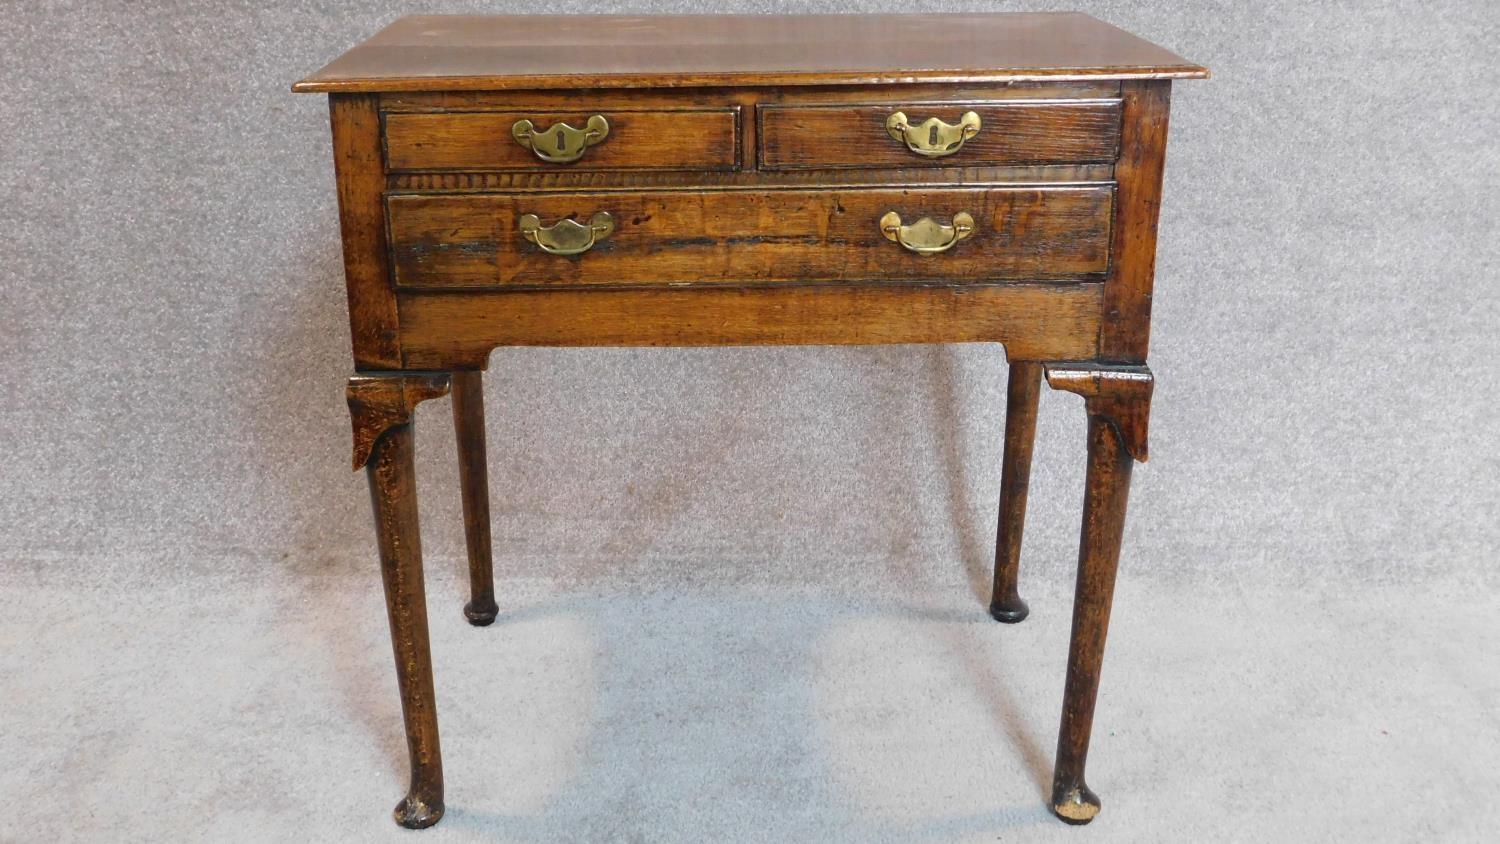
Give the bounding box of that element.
[293,13,1207,93]
[328,94,401,369]
[758,99,1121,170]
[384,108,741,172]
[387,186,1113,289]
[988,360,1043,624]
[396,283,1102,367]
[1100,80,1171,362]
[449,371,498,627]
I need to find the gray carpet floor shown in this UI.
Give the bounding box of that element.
[4,556,1494,842]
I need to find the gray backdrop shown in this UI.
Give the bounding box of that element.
[4,1,1498,841]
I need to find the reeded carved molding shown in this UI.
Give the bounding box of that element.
[346,373,452,470]
[1044,363,1153,462]
[386,164,1115,193]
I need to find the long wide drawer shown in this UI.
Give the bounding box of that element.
[758,100,1121,170]
[387,185,1113,289]
[384,108,742,172]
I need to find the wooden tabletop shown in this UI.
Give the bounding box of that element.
[293,13,1208,93]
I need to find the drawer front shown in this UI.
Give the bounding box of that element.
[758,100,1120,170]
[383,108,741,172]
[388,186,1112,289]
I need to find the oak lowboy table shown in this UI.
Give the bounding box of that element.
[295,13,1206,829]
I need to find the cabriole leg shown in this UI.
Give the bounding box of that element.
[451,371,498,626]
[990,360,1042,623]
[348,373,452,829]
[1042,363,1152,825]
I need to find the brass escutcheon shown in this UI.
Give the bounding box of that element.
[511,115,610,163]
[885,111,982,158]
[879,211,975,255]
[518,212,614,256]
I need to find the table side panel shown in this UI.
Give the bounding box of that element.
[329,93,401,369]
[1099,79,1170,362]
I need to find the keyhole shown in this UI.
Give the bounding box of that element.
[555,127,567,151]
[928,124,939,146]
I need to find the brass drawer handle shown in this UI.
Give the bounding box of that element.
[519,212,614,256]
[511,115,610,163]
[884,111,982,158]
[880,211,975,255]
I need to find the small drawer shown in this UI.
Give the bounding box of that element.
[757,100,1120,170]
[387,185,1112,289]
[383,108,741,172]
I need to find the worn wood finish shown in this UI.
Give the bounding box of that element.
[398,284,1103,368]
[1045,362,1154,461]
[366,425,444,830]
[989,361,1042,623]
[1044,362,1151,824]
[450,372,498,626]
[1100,81,1171,362]
[347,373,454,829]
[293,13,1207,93]
[1051,413,1133,824]
[384,108,741,172]
[302,12,1204,829]
[329,94,401,369]
[388,186,1113,289]
[758,99,1121,170]
[346,373,452,470]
